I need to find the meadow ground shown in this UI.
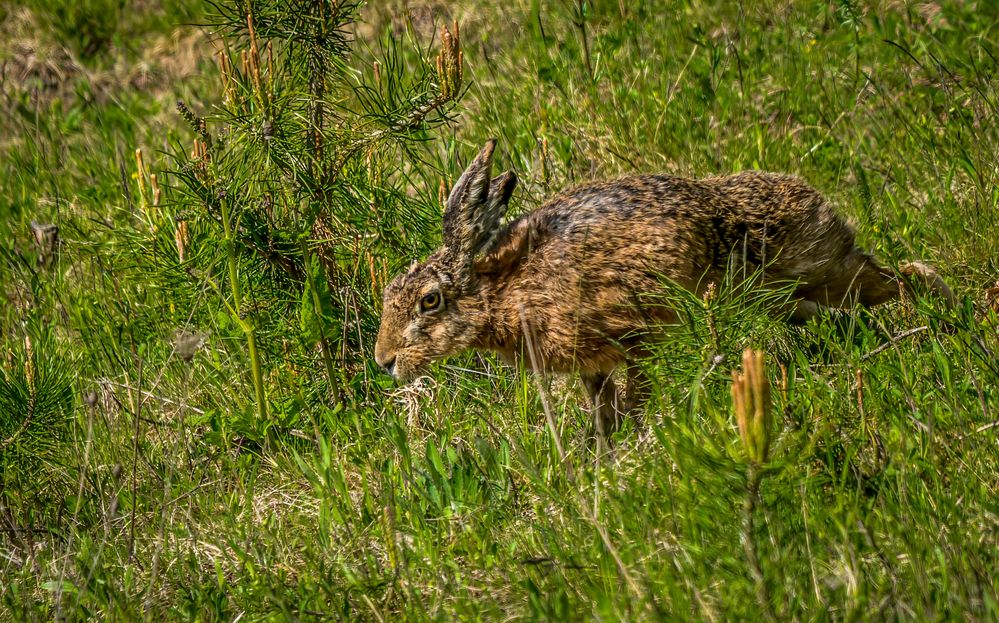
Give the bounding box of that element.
[2,1,999,620]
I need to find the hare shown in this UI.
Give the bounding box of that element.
[374,140,954,442]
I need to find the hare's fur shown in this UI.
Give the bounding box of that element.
[375,140,953,440]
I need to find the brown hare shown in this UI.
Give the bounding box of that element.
[374,139,954,442]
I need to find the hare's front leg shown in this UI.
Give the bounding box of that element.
[623,363,650,414]
[583,364,650,448]
[582,372,622,450]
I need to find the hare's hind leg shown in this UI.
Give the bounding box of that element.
[796,251,900,311]
[790,299,821,323]
[899,261,956,307]
[797,252,954,312]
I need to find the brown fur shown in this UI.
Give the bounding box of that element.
[374,140,954,441]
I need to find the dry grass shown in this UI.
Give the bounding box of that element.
[0,6,208,106]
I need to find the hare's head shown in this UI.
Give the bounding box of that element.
[375,140,517,381]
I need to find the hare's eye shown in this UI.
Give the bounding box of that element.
[419,292,443,313]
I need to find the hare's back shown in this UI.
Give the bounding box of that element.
[524,171,857,287]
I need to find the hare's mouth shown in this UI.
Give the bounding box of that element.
[392,367,421,384]
[382,357,398,379]
[377,351,420,382]
[382,356,424,384]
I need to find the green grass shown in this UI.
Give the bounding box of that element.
[2,0,999,620]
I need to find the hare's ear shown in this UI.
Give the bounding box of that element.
[486,170,517,215]
[442,140,502,271]
[478,169,517,254]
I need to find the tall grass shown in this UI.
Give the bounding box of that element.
[1,0,998,620]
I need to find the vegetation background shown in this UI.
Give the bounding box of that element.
[1,0,998,620]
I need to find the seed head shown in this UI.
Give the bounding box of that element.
[175,220,190,263]
[436,21,463,101]
[732,349,773,465]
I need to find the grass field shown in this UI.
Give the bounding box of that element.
[2,1,999,620]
